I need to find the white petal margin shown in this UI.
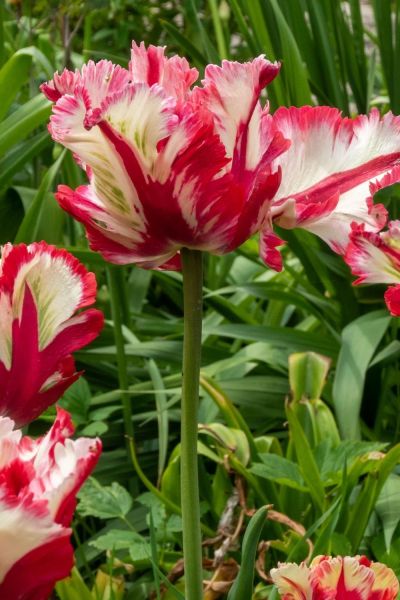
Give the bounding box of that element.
[270,107,400,251]
[193,57,280,162]
[0,499,67,584]
[1,243,96,351]
[273,107,400,200]
[49,88,146,226]
[345,222,400,285]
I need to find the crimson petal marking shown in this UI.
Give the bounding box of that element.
[193,56,280,170]
[79,60,131,109]
[0,535,74,600]
[310,556,374,600]
[0,243,104,425]
[41,59,130,109]
[49,89,145,224]
[97,113,259,254]
[97,83,177,171]
[56,184,180,268]
[271,106,400,251]
[0,409,101,597]
[345,222,400,286]
[41,68,81,102]
[384,285,400,316]
[130,41,198,104]
[2,242,97,349]
[345,221,400,315]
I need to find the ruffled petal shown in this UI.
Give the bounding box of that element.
[193,56,280,166]
[270,106,400,252]
[270,561,312,600]
[310,556,374,599]
[345,222,400,285]
[369,561,400,599]
[0,243,103,426]
[130,41,198,104]
[0,409,100,597]
[41,60,130,108]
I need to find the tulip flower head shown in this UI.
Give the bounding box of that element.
[271,555,399,599]
[263,107,400,271]
[41,42,290,269]
[0,408,101,598]
[345,216,400,316]
[0,242,103,426]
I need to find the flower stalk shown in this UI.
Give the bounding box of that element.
[181,247,204,599]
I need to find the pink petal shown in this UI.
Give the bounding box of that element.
[345,222,400,285]
[270,106,400,252]
[130,41,198,104]
[270,561,312,599]
[369,561,399,599]
[41,60,130,109]
[0,409,100,597]
[0,243,103,426]
[310,556,374,599]
[193,56,280,166]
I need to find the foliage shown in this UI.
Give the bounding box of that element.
[3,0,400,597]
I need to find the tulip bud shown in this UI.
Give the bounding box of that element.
[94,570,125,600]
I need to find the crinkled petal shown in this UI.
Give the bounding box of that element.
[193,56,280,166]
[310,556,374,599]
[0,409,100,597]
[130,41,198,104]
[345,222,400,285]
[0,243,103,426]
[41,60,130,108]
[270,106,400,251]
[369,561,400,599]
[270,562,312,600]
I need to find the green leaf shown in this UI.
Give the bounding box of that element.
[0,131,50,190]
[375,475,400,550]
[250,454,307,491]
[77,478,133,520]
[90,529,153,565]
[333,310,391,439]
[199,423,250,466]
[227,506,268,600]
[289,352,330,402]
[59,377,91,426]
[268,0,312,105]
[0,94,51,157]
[286,402,325,512]
[0,50,32,121]
[56,568,93,600]
[346,443,400,551]
[147,359,169,484]
[90,529,147,552]
[14,149,66,243]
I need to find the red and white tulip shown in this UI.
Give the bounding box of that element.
[271,555,399,599]
[0,242,103,426]
[41,43,289,269]
[263,106,400,270]
[345,217,400,316]
[0,407,101,599]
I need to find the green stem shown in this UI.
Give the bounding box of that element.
[180,248,204,600]
[107,266,134,440]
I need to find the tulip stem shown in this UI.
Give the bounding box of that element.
[180,248,204,600]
